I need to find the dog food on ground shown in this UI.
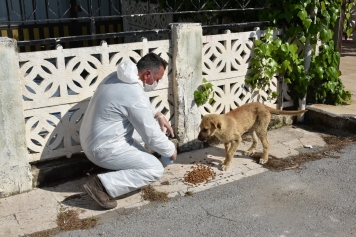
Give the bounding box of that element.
[183,164,216,185]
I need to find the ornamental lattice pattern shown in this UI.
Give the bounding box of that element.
[200,30,294,115]
[19,39,173,162]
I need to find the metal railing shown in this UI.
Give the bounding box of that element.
[0,0,273,48]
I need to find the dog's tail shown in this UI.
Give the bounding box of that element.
[265,105,307,116]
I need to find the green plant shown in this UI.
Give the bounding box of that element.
[246,27,307,100]
[344,0,356,38]
[248,0,354,105]
[194,78,214,106]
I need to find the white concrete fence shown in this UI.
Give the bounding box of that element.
[0,23,297,197]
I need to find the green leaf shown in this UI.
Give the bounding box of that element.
[254,47,263,56]
[293,4,303,11]
[297,10,307,21]
[321,9,330,18]
[316,67,324,78]
[273,38,282,48]
[321,17,330,26]
[289,44,298,56]
[280,43,289,53]
[346,28,353,38]
[284,78,291,84]
[325,67,339,81]
[254,39,263,46]
[297,65,304,73]
[281,60,290,71]
[309,23,320,36]
[265,57,276,66]
[299,36,306,43]
[302,19,312,29]
[326,81,336,93]
[260,44,273,56]
[320,29,333,42]
[321,1,326,10]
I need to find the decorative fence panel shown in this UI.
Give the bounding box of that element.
[19,28,296,163]
[199,29,294,115]
[19,38,173,162]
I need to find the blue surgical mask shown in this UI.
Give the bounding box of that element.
[144,81,158,92]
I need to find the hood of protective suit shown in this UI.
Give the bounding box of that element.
[117,60,139,84]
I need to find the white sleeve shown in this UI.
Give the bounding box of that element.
[126,96,175,157]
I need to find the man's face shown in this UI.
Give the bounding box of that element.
[144,66,165,85]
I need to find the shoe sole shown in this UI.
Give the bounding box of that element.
[83,184,116,210]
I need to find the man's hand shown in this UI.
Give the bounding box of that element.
[155,113,175,137]
[170,148,177,161]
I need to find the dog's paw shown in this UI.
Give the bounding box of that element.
[220,164,230,171]
[244,150,254,156]
[259,159,268,164]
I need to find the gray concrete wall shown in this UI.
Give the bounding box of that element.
[0,38,32,197]
[171,23,205,152]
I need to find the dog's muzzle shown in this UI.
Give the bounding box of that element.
[197,135,209,142]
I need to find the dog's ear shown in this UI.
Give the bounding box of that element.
[211,119,222,130]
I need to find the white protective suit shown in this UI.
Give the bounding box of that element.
[79,60,175,198]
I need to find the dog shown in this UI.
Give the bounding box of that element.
[197,102,307,171]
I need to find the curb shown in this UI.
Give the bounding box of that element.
[305,105,356,134]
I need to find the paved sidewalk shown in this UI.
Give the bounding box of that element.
[307,40,356,117]
[1,41,355,237]
[0,125,327,237]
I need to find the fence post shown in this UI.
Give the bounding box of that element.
[0,37,32,197]
[298,4,318,122]
[171,23,204,152]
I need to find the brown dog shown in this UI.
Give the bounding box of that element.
[198,102,307,170]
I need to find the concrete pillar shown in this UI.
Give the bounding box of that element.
[0,37,32,197]
[171,23,204,152]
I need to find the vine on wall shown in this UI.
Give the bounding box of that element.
[247,0,355,105]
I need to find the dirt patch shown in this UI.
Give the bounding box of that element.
[23,230,58,237]
[141,184,169,202]
[160,180,170,185]
[57,209,98,231]
[183,164,217,185]
[23,208,98,237]
[252,135,356,171]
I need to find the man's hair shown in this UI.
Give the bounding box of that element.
[137,53,168,74]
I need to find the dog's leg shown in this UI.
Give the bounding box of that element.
[222,142,231,167]
[221,137,241,171]
[256,130,270,164]
[244,130,258,156]
[223,142,231,161]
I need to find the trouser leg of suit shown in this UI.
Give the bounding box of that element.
[86,140,164,198]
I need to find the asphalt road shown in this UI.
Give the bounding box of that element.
[54,144,356,237]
